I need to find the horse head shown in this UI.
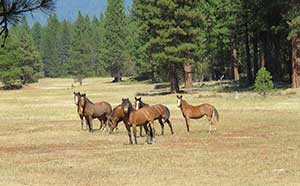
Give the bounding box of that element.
[78,93,87,110]
[134,96,142,110]
[121,97,132,115]
[73,92,81,105]
[176,95,183,108]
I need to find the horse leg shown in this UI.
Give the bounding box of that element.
[80,115,84,130]
[132,125,138,144]
[125,123,133,144]
[207,116,213,134]
[184,117,190,132]
[149,121,155,144]
[98,119,103,131]
[102,118,108,132]
[139,125,143,137]
[159,119,164,135]
[89,116,93,132]
[85,116,91,133]
[166,119,174,135]
[143,123,151,144]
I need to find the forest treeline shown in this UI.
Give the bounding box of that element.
[0,0,300,92]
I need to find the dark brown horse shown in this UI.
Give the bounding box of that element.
[110,105,125,132]
[79,94,112,132]
[176,95,219,133]
[73,92,85,130]
[111,98,155,144]
[135,97,174,135]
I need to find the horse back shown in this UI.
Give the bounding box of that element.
[151,104,170,120]
[129,107,155,126]
[93,101,112,117]
[183,103,214,119]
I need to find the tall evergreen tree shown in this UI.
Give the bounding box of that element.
[31,22,43,51]
[41,14,60,77]
[18,17,42,84]
[0,31,22,86]
[103,0,127,82]
[133,0,203,93]
[57,20,72,77]
[69,12,92,85]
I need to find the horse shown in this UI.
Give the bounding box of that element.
[111,98,155,144]
[73,92,85,130]
[110,104,144,137]
[176,95,219,133]
[78,94,112,132]
[135,97,174,135]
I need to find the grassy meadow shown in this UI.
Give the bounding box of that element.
[0,78,300,186]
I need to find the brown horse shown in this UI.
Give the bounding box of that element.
[135,97,174,135]
[176,95,219,133]
[110,104,144,137]
[111,98,155,144]
[79,94,112,132]
[73,92,86,130]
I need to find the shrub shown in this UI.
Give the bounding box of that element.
[254,67,273,96]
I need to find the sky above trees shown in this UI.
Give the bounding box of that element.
[28,0,132,25]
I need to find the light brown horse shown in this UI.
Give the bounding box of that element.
[111,98,155,144]
[135,97,174,135]
[79,94,112,132]
[74,92,85,130]
[177,95,219,133]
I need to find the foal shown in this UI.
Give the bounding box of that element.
[177,95,219,133]
[79,94,112,132]
[135,97,174,135]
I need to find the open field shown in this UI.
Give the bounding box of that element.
[0,78,300,186]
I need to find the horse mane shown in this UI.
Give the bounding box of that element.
[181,99,190,108]
[84,97,94,105]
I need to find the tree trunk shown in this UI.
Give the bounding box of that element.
[112,71,122,83]
[232,48,239,81]
[170,63,179,93]
[184,63,193,89]
[244,21,253,84]
[261,52,265,68]
[292,36,300,88]
[253,33,259,77]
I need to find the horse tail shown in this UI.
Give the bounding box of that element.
[212,106,219,124]
[163,106,171,122]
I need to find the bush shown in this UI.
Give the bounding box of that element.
[254,67,273,96]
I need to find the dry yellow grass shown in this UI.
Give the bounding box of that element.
[0,78,300,186]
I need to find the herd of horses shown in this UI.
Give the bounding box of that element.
[74,92,219,144]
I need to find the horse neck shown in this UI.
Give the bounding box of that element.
[181,100,190,110]
[140,101,149,108]
[82,98,94,113]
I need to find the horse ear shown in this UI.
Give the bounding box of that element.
[176,95,180,99]
[83,93,86,97]
[180,95,183,99]
[135,97,137,100]
[73,92,76,95]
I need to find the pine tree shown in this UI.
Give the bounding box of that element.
[31,22,43,51]
[41,14,60,77]
[103,0,127,82]
[255,67,273,96]
[69,12,92,85]
[98,13,109,76]
[133,0,203,93]
[0,32,22,86]
[18,17,42,84]
[57,20,72,77]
